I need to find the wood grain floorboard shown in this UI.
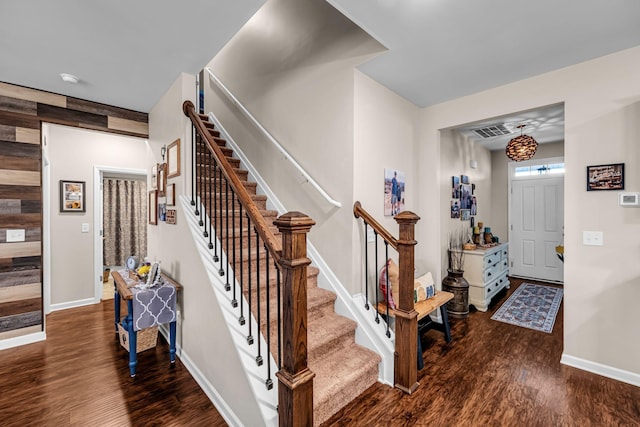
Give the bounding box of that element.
[322,278,640,427]
[0,300,227,427]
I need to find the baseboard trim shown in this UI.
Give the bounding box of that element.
[50,297,96,312]
[158,326,243,427]
[0,331,46,350]
[560,353,640,387]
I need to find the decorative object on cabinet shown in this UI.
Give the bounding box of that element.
[463,243,510,312]
[586,163,624,191]
[442,228,470,318]
[506,124,538,162]
[148,190,157,225]
[167,138,181,178]
[59,180,85,212]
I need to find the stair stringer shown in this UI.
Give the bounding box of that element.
[208,111,395,386]
[179,195,279,426]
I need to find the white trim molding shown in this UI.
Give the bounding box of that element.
[50,297,96,312]
[561,353,640,387]
[0,331,46,351]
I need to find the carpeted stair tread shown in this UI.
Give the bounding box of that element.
[307,312,356,361]
[310,341,381,426]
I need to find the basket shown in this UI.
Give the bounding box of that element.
[118,323,158,353]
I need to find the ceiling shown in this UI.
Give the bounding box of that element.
[1,1,639,143]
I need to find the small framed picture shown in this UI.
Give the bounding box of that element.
[452,176,460,199]
[587,163,624,191]
[451,200,460,219]
[158,163,167,196]
[167,138,181,178]
[148,190,158,225]
[151,164,158,190]
[461,175,470,184]
[166,209,177,225]
[59,180,85,212]
[460,209,471,221]
[166,183,175,206]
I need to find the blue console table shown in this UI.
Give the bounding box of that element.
[112,271,181,377]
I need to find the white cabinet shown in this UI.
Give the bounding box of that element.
[462,243,509,312]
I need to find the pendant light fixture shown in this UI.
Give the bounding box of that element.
[505,124,538,162]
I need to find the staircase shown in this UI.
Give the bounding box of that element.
[193,112,381,426]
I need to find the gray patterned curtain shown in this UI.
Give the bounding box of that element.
[103,178,147,266]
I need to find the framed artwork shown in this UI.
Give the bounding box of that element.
[461,175,470,184]
[59,180,86,212]
[451,200,460,219]
[158,163,167,196]
[460,209,471,221]
[460,183,472,209]
[151,164,158,190]
[166,183,175,206]
[587,163,624,191]
[166,209,177,225]
[452,176,460,199]
[384,168,406,216]
[470,196,477,216]
[148,190,158,225]
[158,202,167,222]
[167,138,181,178]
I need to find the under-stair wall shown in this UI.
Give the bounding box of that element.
[148,73,268,427]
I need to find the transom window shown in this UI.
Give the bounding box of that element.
[514,162,564,177]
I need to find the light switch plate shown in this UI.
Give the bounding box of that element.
[6,229,25,242]
[81,223,90,233]
[583,231,603,246]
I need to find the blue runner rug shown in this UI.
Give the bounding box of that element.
[491,283,563,333]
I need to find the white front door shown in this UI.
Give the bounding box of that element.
[510,176,564,282]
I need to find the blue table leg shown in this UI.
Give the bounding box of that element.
[114,290,121,333]
[126,300,137,377]
[169,321,177,363]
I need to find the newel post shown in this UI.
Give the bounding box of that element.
[394,211,421,394]
[274,212,316,427]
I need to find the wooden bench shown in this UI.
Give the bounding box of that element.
[377,291,454,369]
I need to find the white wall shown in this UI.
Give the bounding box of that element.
[47,124,148,307]
[352,70,419,291]
[439,129,492,282]
[148,73,267,427]
[206,0,384,293]
[417,46,640,380]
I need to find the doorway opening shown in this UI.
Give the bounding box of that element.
[93,167,147,302]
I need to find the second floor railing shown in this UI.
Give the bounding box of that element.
[353,201,420,394]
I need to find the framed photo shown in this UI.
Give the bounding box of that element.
[461,175,470,184]
[452,176,460,199]
[166,209,177,225]
[151,164,158,190]
[166,183,175,206]
[451,200,460,219]
[59,180,85,212]
[460,209,471,221]
[167,138,181,178]
[148,190,158,225]
[158,203,167,222]
[384,168,406,216]
[587,163,624,191]
[158,163,167,196]
[460,183,472,209]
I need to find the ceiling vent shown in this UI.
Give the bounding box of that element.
[471,124,511,139]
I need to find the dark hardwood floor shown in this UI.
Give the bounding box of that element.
[2,280,638,426]
[0,299,227,427]
[322,278,640,427]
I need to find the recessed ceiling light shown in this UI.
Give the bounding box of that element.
[60,73,80,84]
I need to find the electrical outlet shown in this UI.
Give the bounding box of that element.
[6,229,25,242]
[583,231,603,246]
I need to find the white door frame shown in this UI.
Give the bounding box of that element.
[507,156,565,282]
[93,166,146,303]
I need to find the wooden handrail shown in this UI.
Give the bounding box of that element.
[183,100,282,263]
[354,201,420,394]
[353,201,398,249]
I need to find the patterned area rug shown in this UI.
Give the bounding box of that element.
[491,283,563,333]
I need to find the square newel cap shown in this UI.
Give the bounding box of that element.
[394,210,420,224]
[274,212,316,233]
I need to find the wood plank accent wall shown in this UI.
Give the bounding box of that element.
[0,81,149,340]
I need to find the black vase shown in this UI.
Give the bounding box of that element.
[442,269,469,318]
